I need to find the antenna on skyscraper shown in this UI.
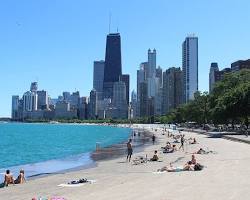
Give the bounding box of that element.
[109,12,112,33]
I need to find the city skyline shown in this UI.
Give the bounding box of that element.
[1,0,250,117]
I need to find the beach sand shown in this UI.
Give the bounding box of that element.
[1,125,250,200]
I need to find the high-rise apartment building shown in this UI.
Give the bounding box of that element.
[137,64,146,117]
[23,91,38,111]
[63,92,71,101]
[112,81,128,119]
[162,67,183,114]
[30,82,38,92]
[231,59,250,72]
[209,63,219,93]
[89,89,97,119]
[139,81,148,117]
[11,95,19,119]
[37,90,48,110]
[130,90,137,119]
[103,33,122,100]
[156,66,163,87]
[148,49,156,78]
[93,60,105,100]
[182,36,198,102]
[120,74,130,105]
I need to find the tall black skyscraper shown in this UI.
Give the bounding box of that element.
[103,33,122,100]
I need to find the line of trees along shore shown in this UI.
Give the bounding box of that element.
[157,69,250,128]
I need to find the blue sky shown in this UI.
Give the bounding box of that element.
[1,0,250,117]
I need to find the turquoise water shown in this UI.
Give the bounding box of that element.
[0,123,131,180]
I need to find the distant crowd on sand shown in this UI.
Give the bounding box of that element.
[0,169,25,188]
[127,128,211,172]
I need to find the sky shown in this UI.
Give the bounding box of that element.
[1,0,250,117]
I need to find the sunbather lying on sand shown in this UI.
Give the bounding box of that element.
[133,156,147,165]
[195,148,216,154]
[161,142,171,150]
[163,144,177,153]
[189,138,197,144]
[158,163,194,172]
[158,162,204,172]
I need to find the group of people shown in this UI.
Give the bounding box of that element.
[127,128,205,173]
[126,133,157,162]
[0,169,25,188]
[158,154,203,172]
[162,142,177,153]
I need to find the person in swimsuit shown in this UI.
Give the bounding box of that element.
[150,150,159,161]
[126,139,133,162]
[14,169,26,184]
[4,170,14,186]
[158,162,194,172]
[179,135,185,151]
[152,134,156,144]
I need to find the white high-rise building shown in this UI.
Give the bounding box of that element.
[182,36,198,102]
[23,91,38,111]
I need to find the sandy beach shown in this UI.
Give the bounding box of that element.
[1,125,250,200]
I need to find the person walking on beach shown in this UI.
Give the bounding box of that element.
[179,135,185,151]
[127,139,133,162]
[152,134,156,144]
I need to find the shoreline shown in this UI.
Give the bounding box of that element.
[0,124,153,183]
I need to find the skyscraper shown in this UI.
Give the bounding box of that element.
[130,90,137,119]
[93,60,105,100]
[139,81,148,117]
[23,91,38,111]
[182,36,198,102]
[89,89,97,119]
[162,67,183,114]
[120,74,130,105]
[148,49,156,78]
[103,33,122,100]
[112,81,128,119]
[37,90,48,110]
[209,63,219,93]
[30,82,38,92]
[11,95,19,119]
[137,64,146,117]
[231,59,250,72]
[156,66,163,87]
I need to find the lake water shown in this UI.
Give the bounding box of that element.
[0,123,131,182]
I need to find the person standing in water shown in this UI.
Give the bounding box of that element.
[126,139,133,162]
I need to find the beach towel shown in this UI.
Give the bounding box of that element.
[32,197,66,200]
[58,180,96,187]
[152,171,167,174]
